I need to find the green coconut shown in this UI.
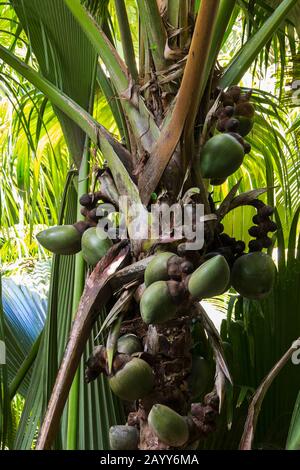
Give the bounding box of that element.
[109,425,139,450]
[81,227,113,265]
[231,252,276,299]
[109,358,154,401]
[144,252,176,287]
[148,404,189,447]
[188,255,230,300]
[36,225,82,255]
[199,134,244,179]
[140,281,178,325]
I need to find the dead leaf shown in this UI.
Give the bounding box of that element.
[228,187,272,212]
[216,179,242,220]
[99,286,137,334]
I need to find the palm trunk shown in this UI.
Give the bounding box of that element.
[124,319,218,450]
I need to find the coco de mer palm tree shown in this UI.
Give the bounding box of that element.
[34,11,278,452]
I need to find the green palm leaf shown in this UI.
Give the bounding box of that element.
[286,391,300,450]
[11,0,97,167]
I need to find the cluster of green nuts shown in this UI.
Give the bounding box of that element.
[110,335,153,402]
[36,192,113,266]
[86,243,276,449]
[202,198,278,301]
[85,335,155,403]
[140,252,231,325]
[109,397,218,450]
[85,335,190,450]
[199,86,253,186]
[140,245,276,320]
[109,404,189,449]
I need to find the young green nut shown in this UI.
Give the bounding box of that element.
[81,227,113,266]
[148,404,189,447]
[117,334,143,355]
[188,255,230,300]
[109,358,154,401]
[144,252,176,287]
[109,425,139,450]
[36,224,82,255]
[199,134,244,179]
[231,252,276,300]
[140,280,179,325]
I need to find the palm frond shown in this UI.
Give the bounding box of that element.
[11,0,97,167]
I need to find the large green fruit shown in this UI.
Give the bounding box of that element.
[117,334,143,355]
[200,134,244,179]
[188,255,230,299]
[81,227,113,265]
[36,225,82,255]
[231,252,276,299]
[144,252,175,287]
[140,281,177,324]
[109,425,139,450]
[148,404,189,447]
[109,358,154,401]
